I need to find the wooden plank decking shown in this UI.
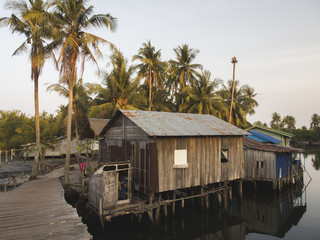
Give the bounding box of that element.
[0,169,92,240]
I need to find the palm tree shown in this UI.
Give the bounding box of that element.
[133,40,167,111]
[1,0,55,178]
[218,80,258,128]
[52,0,117,184]
[270,112,282,129]
[169,44,202,96]
[180,70,226,117]
[310,113,320,130]
[47,78,92,147]
[282,115,296,132]
[88,51,137,118]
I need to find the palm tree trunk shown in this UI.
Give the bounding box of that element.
[31,77,40,179]
[63,83,74,185]
[149,67,152,111]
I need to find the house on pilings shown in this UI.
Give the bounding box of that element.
[243,137,304,191]
[88,109,249,219]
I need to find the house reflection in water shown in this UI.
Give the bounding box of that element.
[240,186,306,238]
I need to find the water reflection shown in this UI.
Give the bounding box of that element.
[241,185,306,238]
[81,183,307,240]
[302,147,320,170]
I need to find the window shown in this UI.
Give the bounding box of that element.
[257,161,259,168]
[221,149,229,163]
[261,161,264,168]
[173,149,188,168]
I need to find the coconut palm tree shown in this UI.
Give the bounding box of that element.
[169,44,202,93]
[47,78,92,146]
[218,80,258,128]
[52,0,117,184]
[132,41,167,111]
[270,112,282,129]
[88,51,137,118]
[282,115,296,132]
[310,113,320,130]
[1,0,56,178]
[180,70,226,117]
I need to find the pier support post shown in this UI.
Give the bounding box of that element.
[11,149,14,161]
[253,181,257,192]
[172,191,176,215]
[164,204,168,218]
[217,192,222,206]
[147,210,155,225]
[238,180,243,199]
[4,184,7,192]
[155,194,161,223]
[99,198,104,232]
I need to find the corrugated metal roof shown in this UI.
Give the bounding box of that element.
[246,125,294,137]
[243,137,303,153]
[248,130,281,144]
[119,110,249,136]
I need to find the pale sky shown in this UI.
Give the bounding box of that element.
[0,0,319,128]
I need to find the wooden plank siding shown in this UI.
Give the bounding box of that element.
[157,136,244,193]
[244,149,276,180]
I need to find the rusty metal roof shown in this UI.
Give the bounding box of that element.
[243,137,303,153]
[118,110,249,136]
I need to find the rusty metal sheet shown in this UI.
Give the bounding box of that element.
[120,110,249,137]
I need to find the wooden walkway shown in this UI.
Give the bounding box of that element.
[0,169,92,240]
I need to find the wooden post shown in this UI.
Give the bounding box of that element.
[0,150,1,168]
[205,195,209,210]
[11,149,14,161]
[253,181,257,192]
[238,180,243,199]
[147,210,155,225]
[6,151,8,165]
[155,194,161,224]
[201,187,204,208]
[229,187,232,201]
[13,178,17,189]
[217,192,222,206]
[172,191,176,215]
[273,181,277,191]
[164,204,168,218]
[99,198,104,231]
[4,184,7,192]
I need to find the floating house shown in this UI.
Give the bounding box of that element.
[243,137,303,190]
[88,110,248,221]
[246,125,293,146]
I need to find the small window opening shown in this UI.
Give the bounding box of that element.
[173,149,188,168]
[221,149,229,163]
[257,161,259,168]
[261,161,264,168]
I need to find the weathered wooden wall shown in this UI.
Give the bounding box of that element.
[88,174,103,210]
[244,149,276,180]
[221,136,244,182]
[157,136,244,192]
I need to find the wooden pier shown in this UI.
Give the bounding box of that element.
[0,169,92,240]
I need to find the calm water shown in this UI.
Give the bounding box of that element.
[81,148,320,240]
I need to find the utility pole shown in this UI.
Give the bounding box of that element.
[229,56,238,124]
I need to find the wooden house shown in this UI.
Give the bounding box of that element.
[243,137,303,190]
[246,125,293,146]
[89,110,248,215]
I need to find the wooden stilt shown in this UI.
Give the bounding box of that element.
[11,149,14,161]
[217,192,222,206]
[253,181,257,192]
[272,181,277,191]
[155,194,161,224]
[205,195,209,210]
[181,199,185,211]
[147,210,155,225]
[4,184,7,192]
[201,187,204,208]
[99,198,104,232]
[172,191,176,215]
[238,180,243,199]
[164,204,168,218]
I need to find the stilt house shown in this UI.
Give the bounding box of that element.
[93,109,248,205]
[243,137,303,189]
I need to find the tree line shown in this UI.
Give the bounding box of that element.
[1,0,258,183]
